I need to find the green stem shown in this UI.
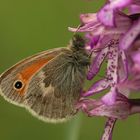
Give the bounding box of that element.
[66,114,83,140]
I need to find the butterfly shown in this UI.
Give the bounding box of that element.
[0,34,90,123]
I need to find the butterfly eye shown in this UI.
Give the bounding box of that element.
[13,80,24,90]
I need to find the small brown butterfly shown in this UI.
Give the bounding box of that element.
[0,34,90,123]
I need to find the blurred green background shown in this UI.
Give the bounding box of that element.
[0,0,140,140]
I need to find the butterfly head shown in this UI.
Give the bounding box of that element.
[70,34,86,50]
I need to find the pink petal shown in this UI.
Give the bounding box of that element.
[85,34,100,49]
[98,1,133,27]
[90,94,130,118]
[98,5,115,27]
[132,51,140,64]
[109,0,132,9]
[99,12,131,34]
[106,40,119,87]
[80,13,97,24]
[120,17,140,50]
[114,12,132,28]
[128,4,140,14]
[78,95,130,119]
[87,47,109,80]
[101,118,116,140]
[101,88,117,105]
[119,50,128,82]
[83,79,110,97]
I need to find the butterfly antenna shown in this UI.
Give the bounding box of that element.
[72,24,82,37]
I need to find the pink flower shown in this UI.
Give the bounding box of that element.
[98,0,140,26]
[69,1,140,140]
[77,94,140,140]
[97,0,140,50]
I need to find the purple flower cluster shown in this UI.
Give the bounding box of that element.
[69,0,140,140]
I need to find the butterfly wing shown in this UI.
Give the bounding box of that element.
[23,52,83,122]
[0,48,64,100]
[0,48,85,122]
[0,48,65,107]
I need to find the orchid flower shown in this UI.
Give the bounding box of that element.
[76,94,140,140]
[69,0,140,140]
[97,0,140,50]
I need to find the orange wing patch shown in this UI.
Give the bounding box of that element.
[15,56,54,95]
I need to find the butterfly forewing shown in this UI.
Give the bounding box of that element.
[0,48,65,105]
